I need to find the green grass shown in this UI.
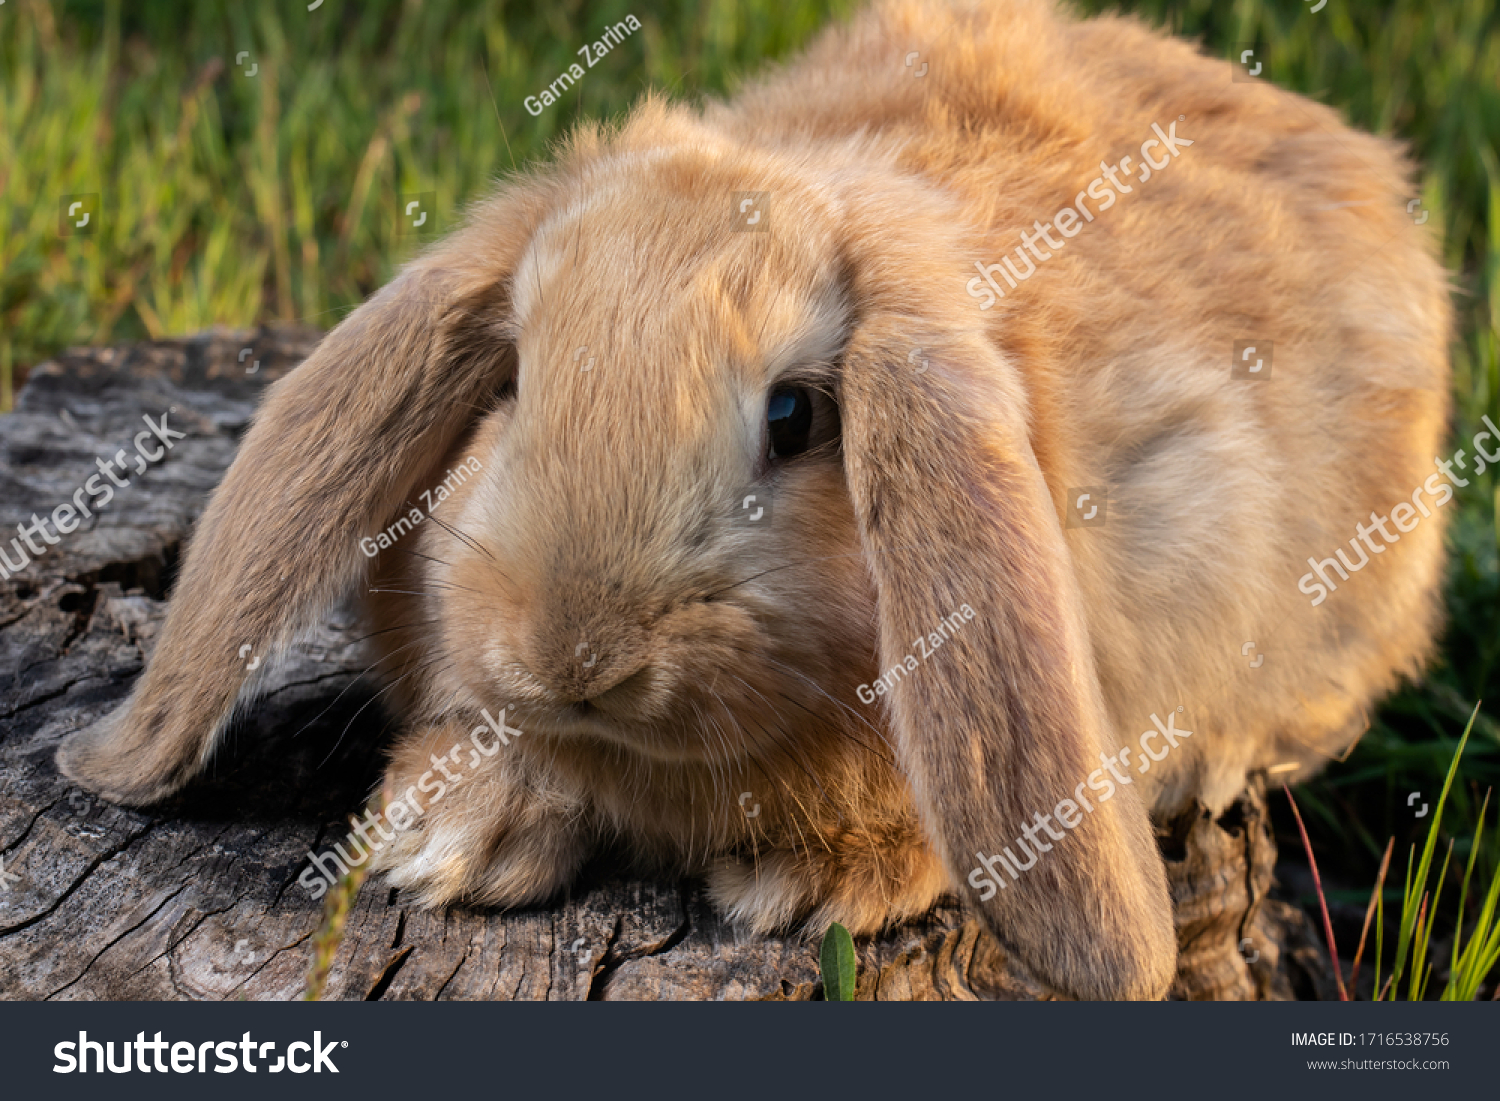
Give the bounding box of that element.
[3,0,1498,994]
[1369,705,1499,1000]
[0,0,863,405]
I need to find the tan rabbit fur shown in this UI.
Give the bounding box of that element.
[58,0,1451,1001]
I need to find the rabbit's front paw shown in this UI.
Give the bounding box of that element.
[57,698,207,806]
[375,810,587,909]
[370,728,590,909]
[706,824,949,937]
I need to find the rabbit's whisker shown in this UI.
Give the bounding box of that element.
[288,635,438,742]
[373,575,486,597]
[391,547,456,569]
[751,652,894,755]
[706,542,926,599]
[354,619,441,644]
[706,691,806,833]
[317,654,454,769]
[423,511,496,562]
[722,673,841,825]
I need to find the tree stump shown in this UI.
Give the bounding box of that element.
[0,328,1330,1000]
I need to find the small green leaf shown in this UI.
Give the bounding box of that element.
[819,922,857,1001]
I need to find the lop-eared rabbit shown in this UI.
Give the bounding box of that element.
[59,0,1451,1000]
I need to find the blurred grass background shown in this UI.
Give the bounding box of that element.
[2,0,1497,982]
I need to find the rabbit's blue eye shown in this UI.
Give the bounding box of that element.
[767,387,813,460]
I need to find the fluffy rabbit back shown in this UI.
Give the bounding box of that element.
[722,0,1452,814]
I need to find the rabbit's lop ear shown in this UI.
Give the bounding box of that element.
[835,231,1176,1001]
[57,196,531,805]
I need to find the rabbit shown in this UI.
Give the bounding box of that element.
[56,0,1452,1001]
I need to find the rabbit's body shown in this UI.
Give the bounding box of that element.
[59,0,1450,1000]
[717,0,1451,813]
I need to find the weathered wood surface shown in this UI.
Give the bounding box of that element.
[0,328,1330,1000]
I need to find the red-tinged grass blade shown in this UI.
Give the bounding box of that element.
[1376,838,1389,1001]
[1410,893,1430,1001]
[1350,837,1394,998]
[1285,783,1348,1001]
[1412,842,1456,1000]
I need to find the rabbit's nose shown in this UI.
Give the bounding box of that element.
[533,636,650,706]
[525,601,662,706]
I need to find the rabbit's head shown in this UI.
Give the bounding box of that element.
[58,102,1176,1000]
[415,118,868,766]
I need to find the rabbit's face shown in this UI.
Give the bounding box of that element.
[423,165,879,764]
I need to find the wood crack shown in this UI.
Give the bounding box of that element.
[0,820,156,939]
[44,881,193,999]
